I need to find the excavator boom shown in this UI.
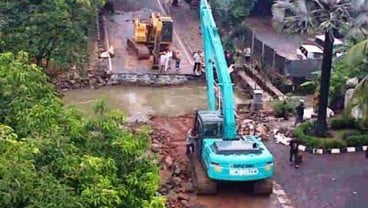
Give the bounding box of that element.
[200,0,236,138]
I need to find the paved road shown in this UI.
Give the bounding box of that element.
[104,0,194,74]
[267,140,368,208]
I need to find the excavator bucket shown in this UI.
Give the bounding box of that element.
[126,38,150,60]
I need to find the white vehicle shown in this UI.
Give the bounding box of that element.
[314,35,346,57]
[297,44,323,60]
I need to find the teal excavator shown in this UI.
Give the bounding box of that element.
[190,0,275,195]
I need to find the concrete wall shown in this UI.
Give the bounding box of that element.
[285,59,322,78]
[109,73,203,85]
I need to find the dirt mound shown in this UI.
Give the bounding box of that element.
[149,115,207,208]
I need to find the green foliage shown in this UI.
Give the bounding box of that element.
[271,99,295,118]
[295,118,368,148]
[294,122,346,149]
[0,0,105,70]
[272,0,368,135]
[298,71,320,94]
[330,117,358,130]
[0,52,164,207]
[345,134,368,146]
[211,0,257,30]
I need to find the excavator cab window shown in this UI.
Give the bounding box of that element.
[202,122,222,138]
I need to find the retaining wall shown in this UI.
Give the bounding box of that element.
[108,73,203,85]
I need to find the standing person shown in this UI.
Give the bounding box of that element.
[244,45,251,63]
[289,139,300,168]
[174,51,181,72]
[165,49,173,72]
[193,50,201,75]
[294,99,305,127]
[159,51,166,74]
[225,50,233,67]
[186,129,197,155]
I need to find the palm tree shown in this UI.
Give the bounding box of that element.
[272,0,368,136]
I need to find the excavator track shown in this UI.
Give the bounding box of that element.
[253,179,273,195]
[190,153,217,195]
[126,38,150,60]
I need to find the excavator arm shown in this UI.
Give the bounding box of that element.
[151,13,163,69]
[200,0,236,138]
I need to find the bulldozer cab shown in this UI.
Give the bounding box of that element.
[159,16,173,43]
[193,110,224,155]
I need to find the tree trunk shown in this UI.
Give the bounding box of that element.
[315,31,334,137]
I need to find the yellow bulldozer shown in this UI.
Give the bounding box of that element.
[127,12,173,69]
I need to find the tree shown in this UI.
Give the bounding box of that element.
[211,0,257,30]
[0,52,165,208]
[272,0,368,136]
[0,0,104,71]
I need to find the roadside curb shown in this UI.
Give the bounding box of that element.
[273,130,368,155]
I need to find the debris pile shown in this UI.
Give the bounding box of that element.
[272,127,295,145]
[150,128,206,208]
[238,119,270,140]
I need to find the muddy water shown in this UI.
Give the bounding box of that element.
[63,84,250,116]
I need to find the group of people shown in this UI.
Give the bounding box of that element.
[192,48,249,76]
[159,49,181,74]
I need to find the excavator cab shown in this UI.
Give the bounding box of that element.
[193,110,224,155]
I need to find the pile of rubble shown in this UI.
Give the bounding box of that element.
[150,129,206,208]
[237,111,275,140]
[238,119,270,140]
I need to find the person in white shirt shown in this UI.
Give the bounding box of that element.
[243,45,251,62]
[165,49,173,72]
[193,50,202,75]
[174,50,181,72]
[159,52,166,74]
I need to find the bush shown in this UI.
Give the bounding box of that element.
[341,130,360,140]
[271,99,295,118]
[345,134,368,147]
[294,122,319,147]
[323,140,346,149]
[295,122,346,149]
[330,117,358,129]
